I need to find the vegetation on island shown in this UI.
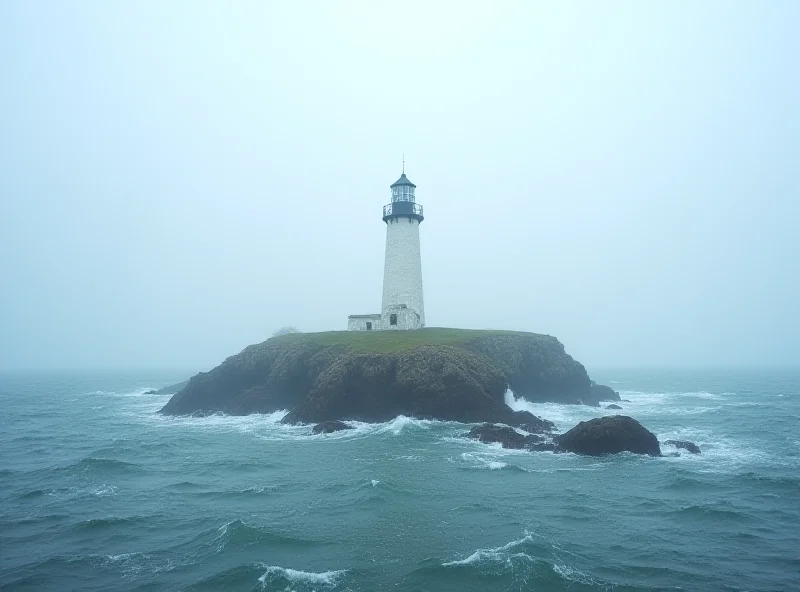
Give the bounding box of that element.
[270,327,544,353]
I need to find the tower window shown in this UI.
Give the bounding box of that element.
[366,322,372,330]
[390,314,397,326]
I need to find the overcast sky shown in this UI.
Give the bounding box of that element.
[1,1,798,371]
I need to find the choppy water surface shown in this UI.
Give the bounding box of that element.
[1,369,798,591]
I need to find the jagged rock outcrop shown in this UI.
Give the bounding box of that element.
[590,381,621,402]
[555,415,661,456]
[664,439,701,454]
[465,424,547,450]
[159,329,593,423]
[157,381,188,395]
[312,421,353,434]
[508,410,557,433]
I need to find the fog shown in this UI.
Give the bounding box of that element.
[1,2,798,371]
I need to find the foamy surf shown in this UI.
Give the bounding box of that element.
[456,452,509,470]
[258,565,345,588]
[443,532,535,566]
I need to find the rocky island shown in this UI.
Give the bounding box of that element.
[159,328,618,421]
[157,329,699,457]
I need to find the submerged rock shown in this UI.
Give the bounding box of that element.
[507,410,557,433]
[605,403,623,410]
[664,439,701,454]
[312,420,353,434]
[527,442,557,452]
[466,423,544,450]
[555,415,661,456]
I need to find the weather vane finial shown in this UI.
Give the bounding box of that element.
[402,154,405,174]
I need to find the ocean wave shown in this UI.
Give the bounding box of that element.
[672,504,755,523]
[654,427,788,471]
[442,532,536,567]
[97,551,177,577]
[192,484,279,499]
[454,452,523,472]
[18,488,46,500]
[60,457,142,475]
[619,389,725,401]
[258,564,346,590]
[735,471,800,492]
[71,516,149,532]
[434,533,641,590]
[210,520,316,554]
[149,406,463,444]
[19,484,118,501]
[660,474,718,492]
[504,392,604,430]
[2,552,178,586]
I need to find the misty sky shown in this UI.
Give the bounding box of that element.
[1,2,798,371]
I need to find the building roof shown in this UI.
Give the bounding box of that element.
[390,173,416,188]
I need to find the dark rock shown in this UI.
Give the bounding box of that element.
[155,381,188,395]
[589,381,621,402]
[312,420,353,434]
[555,415,661,456]
[528,442,556,452]
[664,439,701,454]
[144,390,157,395]
[466,423,544,450]
[507,410,557,433]
[160,330,592,423]
[605,404,623,410]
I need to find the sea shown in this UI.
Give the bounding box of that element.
[1,368,798,591]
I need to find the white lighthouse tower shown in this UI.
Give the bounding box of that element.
[347,165,426,331]
[380,168,425,329]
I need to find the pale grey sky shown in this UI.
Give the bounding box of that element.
[1,1,798,370]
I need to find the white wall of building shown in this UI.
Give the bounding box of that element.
[347,316,383,331]
[381,217,425,327]
[381,306,422,330]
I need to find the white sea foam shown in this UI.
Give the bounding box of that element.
[258,565,345,586]
[504,391,603,430]
[443,532,534,566]
[370,479,380,487]
[552,563,599,585]
[239,485,278,494]
[654,426,792,471]
[92,484,117,496]
[99,552,176,577]
[457,452,509,470]
[375,415,434,435]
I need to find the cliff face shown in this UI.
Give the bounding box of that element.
[159,329,594,422]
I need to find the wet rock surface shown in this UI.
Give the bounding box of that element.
[555,415,661,456]
[312,420,353,434]
[465,424,547,450]
[664,439,701,454]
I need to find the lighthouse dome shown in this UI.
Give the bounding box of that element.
[390,173,416,188]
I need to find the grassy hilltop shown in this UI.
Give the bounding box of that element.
[272,327,536,353]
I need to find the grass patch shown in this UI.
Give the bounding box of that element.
[271,327,541,353]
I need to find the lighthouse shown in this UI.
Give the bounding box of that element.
[347,166,426,331]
